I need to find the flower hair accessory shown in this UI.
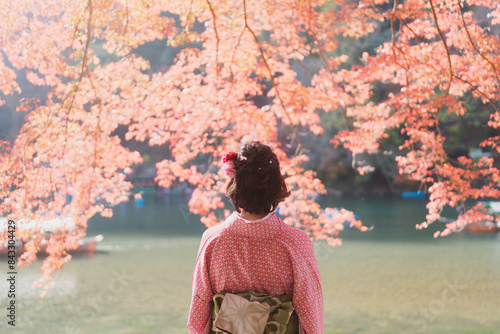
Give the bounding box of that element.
[222,152,238,178]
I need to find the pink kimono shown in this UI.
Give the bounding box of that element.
[188,211,324,333]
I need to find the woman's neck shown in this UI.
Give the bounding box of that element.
[239,209,268,221]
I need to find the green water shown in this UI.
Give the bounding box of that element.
[1,195,500,333]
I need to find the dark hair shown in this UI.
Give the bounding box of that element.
[226,141,290,214]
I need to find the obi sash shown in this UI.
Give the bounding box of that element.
[211,291,298,334]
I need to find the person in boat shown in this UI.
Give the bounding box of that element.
[187,141,324,333]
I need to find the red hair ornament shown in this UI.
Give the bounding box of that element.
[221,152,238,178]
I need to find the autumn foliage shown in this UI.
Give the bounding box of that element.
[1,0,499,291]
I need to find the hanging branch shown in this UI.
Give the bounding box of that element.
[428,0,453,142]
[206,0,220,75]
[242,0,305,155]
[306,0,351,130]
[123,0,129,36]
[397,15,423,52]
[391,0,399,64]
[457,0,500,85]
[429,0,453,95]
[62,0,93,152]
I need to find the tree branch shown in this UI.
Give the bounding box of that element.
[429,0,453,94]
[229,27,245,84]
[181,0,195,48]
[391,0,399,64]
[206,0,220,75]
[457,0,500,85]
[454,74,499,114]
[428,0,453,141]
[397,15,423,53]
[243,0,305,155]
[123,0,129,36]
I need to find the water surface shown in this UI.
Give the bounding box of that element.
[1,196,500,333]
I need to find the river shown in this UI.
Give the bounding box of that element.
[1,195,500,333]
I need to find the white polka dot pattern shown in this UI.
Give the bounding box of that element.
[187,212,324,333]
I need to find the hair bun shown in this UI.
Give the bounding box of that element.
[226,141,290,214]
[240,147,257,164]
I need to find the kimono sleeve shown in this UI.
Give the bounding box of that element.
[187,231,216,334]
[290,231,324,334]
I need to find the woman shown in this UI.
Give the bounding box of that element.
[188,142,323,333]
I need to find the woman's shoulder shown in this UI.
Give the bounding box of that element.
[270,216,313,248]
[198,212,244,244]
[278,218,311,239]
[201,222,226,242]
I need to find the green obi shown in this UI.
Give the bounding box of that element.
[211,291,298,334]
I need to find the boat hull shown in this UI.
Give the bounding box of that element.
[0,235,103,256]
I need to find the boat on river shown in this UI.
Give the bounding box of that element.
[466,223,500,233]
[467,201,500,232]
[0,217,103,256]
[440,201,500,233]
[0,234,103,256]
[401,190,425,199]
